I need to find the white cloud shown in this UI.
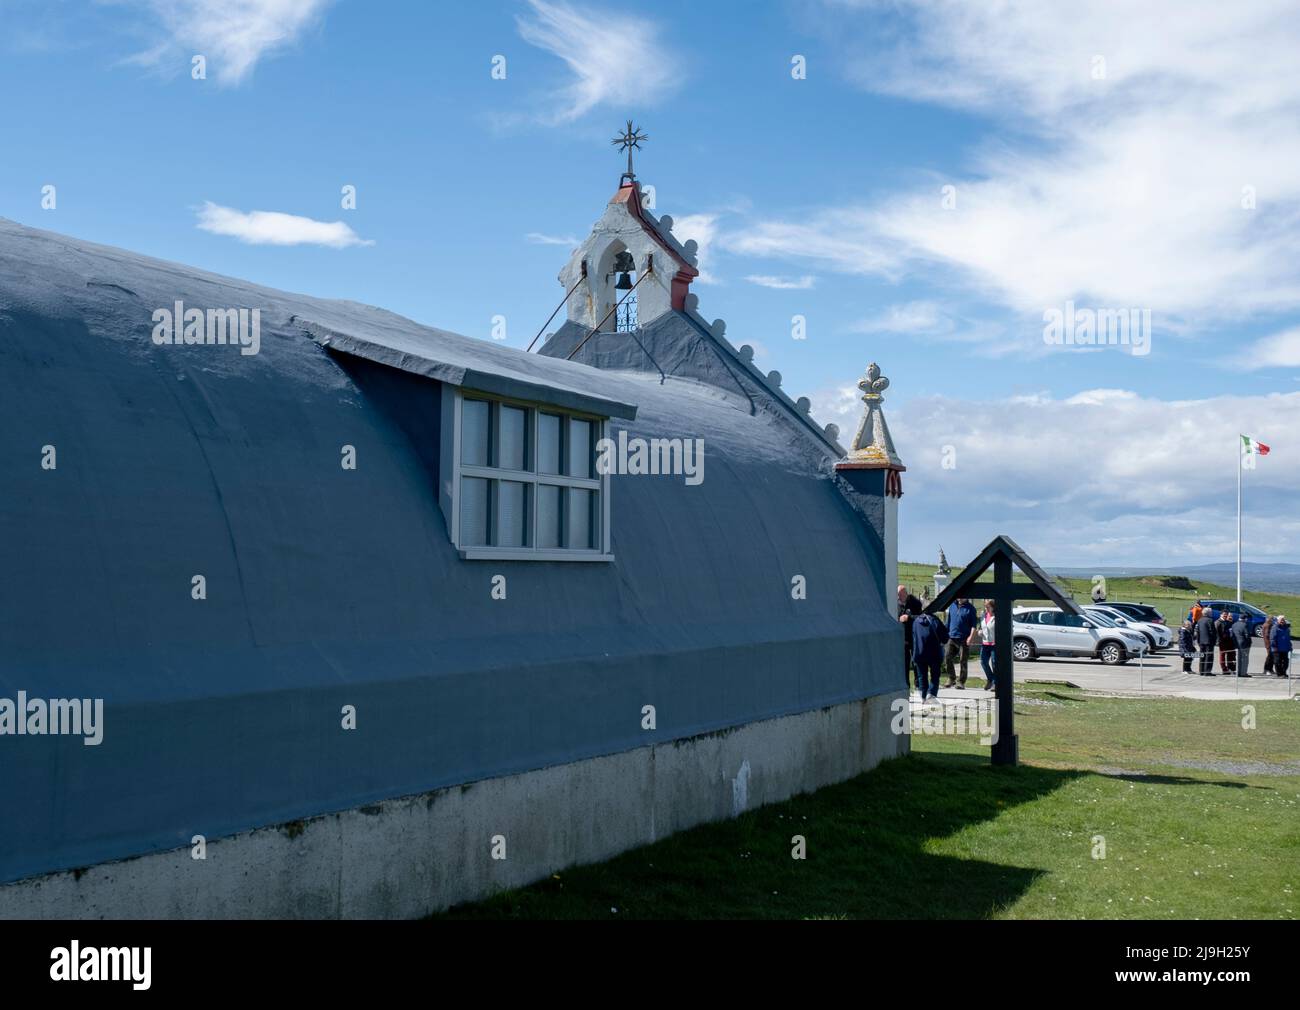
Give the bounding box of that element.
[515,0,679,125]
[851,300,944,334]
[748,0,1300,333]
[195,201,372,248]
[1244,326,1300,369]
[820,384,1300,565]
[125,0,330,85]
[726,208,900,278]
[669,212,719,284]
[744,274,816,290]
[526,232,580,247]
[846,300,1021,357]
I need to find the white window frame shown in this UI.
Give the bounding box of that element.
[442,388,612,561]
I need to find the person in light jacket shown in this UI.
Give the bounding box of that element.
[978,600,997,693]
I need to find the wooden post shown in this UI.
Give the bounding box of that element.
[991,554,1018,766]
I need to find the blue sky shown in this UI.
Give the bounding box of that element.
[3,0,1298,567]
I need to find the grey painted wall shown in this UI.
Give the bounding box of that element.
[1,693,907,918]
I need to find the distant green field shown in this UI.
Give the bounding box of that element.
[898,561,1300,619]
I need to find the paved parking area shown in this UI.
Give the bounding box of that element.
[914,647,1296,702]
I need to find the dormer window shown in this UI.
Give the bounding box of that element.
[443,390,612,561]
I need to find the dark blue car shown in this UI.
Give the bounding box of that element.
[1191,599,1268,637]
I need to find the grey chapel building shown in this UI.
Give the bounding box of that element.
[0,168,908,917]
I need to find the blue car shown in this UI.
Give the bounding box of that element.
[1191,599,1269,637]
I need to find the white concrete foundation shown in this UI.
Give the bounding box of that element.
[1,692,907,919]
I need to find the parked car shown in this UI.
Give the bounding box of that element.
[1012,607,1150,665]
[1104,601,1166,625]
[1085,604,1171,653]
[1190,599,1268,637]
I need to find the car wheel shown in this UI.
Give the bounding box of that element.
[1099,641,1126,665]
[1013,638,1035,661]
[1143,633,1158,651]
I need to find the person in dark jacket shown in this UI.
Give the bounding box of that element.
[912,610,946,701]
[943,597,978,689]
[1217,611,1236,674]
[1262,616,1276,675]
[1178,619,1195,674]
[1270,616,1292,678]
[1195,611,1218,675]
[898,585,923,690]
[1231,615,1253,677]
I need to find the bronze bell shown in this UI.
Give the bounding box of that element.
[615,271,634,290]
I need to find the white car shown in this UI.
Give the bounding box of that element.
[1084,605,1171,653]
[1012,607,1150,665]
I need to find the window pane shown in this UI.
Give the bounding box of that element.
[498,480,528,547]
[462,399,490,466]
[499,405,527,471]
[566,488,594,550]
[537,413,561,475]
[568,418,592,478]
[460,476,490,546]
[537,484,561,548]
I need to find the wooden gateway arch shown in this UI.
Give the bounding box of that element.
[925,536,1083,766]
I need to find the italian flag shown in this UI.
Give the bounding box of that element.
[1241,434,1270,456]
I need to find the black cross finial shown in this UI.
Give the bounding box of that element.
[611,120,648,184]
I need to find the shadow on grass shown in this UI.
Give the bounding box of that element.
[1104,772,1250,789]
[435,752,1084,920]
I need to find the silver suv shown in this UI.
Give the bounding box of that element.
[1012,607,1150,665]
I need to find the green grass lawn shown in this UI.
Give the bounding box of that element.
[437,685,1300,919]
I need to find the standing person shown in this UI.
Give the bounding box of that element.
[1189,602,1204,626]
[1270,616,1292,678]
[912,610,945,702]
[1178,619,1195,674]
[1232,614,1253,677]
[1217,611,1236,674]
[943,596,978,689]
[1262,615,1276,675]
[898,585,923,691]
[978,600,997,693]
[1195,608,1217,675]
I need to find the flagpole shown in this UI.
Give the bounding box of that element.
[1237,436,1242,603]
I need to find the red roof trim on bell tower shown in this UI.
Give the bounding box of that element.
[611,182,699,310]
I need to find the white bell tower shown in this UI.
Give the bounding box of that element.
[557,123,699,333]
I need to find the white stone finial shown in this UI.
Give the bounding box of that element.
[847,362,902,467]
